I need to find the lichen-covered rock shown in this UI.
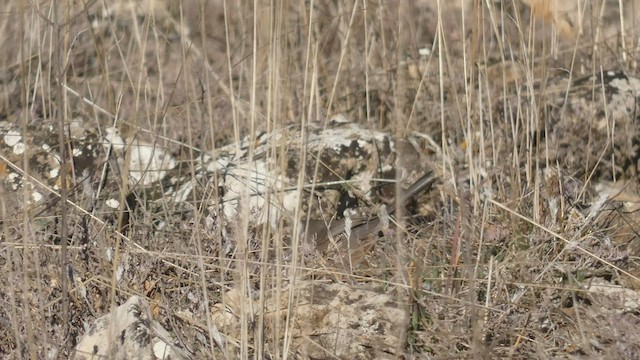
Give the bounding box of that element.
[545,71,640,179]
[0,114,428,242]
[164,114,425,229]
[211,281,409,359]
[73,296,187,359]
[0,118,104,204]
[499,70,640,180]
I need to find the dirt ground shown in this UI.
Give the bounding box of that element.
[2,0,640,358]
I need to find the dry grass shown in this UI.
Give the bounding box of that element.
[2,0,640,358]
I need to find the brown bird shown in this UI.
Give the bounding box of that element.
[304,171,437,252]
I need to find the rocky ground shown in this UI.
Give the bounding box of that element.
[2,0,640,359]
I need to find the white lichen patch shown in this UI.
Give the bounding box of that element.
[103,127,126,151]
[102,128,177,186]
[7,173,21,190]
[31,191,43,203]
[222,161,270,219]
[350,172,376,201]
[313,122,389,152]
[282,188,301,216]
[222,160,292,226]
[3,130,21,146]
[153,341,172,360]
[105,198,120,209]
[170,179,195,204]
[206,157,230,173]
[49,167,59,179]
[12,142,25,155]
[127,139,176,186]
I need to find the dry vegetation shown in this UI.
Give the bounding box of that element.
[2,0,640,358]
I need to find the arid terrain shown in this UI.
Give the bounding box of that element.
[2,0,640,359]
